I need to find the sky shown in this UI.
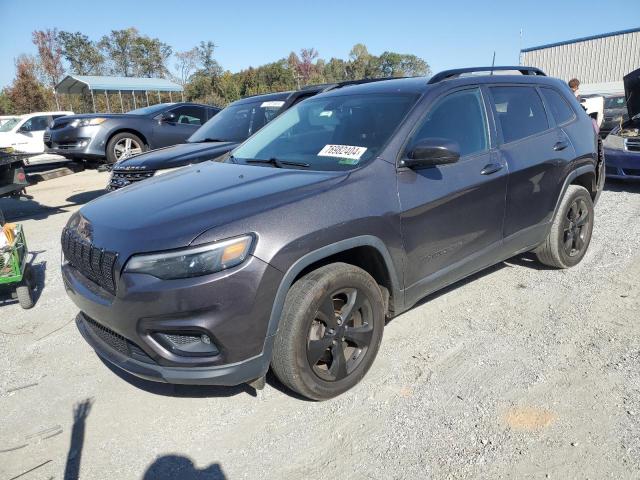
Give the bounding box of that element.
[0,0,636,88]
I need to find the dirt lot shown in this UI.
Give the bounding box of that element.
[1,170,639,480]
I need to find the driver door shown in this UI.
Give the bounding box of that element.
[153,105,207,147]
[397,87,508,305]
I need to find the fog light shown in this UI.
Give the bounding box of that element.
[154,332,219,357]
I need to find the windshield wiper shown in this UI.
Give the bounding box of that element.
[245,158,310,168]
[190,138,228,143]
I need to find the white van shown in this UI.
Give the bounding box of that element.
[0,111,73,164]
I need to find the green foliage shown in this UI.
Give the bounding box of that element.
[98,28,171,78]
[58,31,104,75]
[6,55,55,114]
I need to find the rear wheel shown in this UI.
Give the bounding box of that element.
[535,185,594,268]
[271,263,385,400]
[16,264,35,309]
[105,132,145,164]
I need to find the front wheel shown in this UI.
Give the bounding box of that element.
[535,185,594,268]
[105,132,145,164]
[271,263,385,400]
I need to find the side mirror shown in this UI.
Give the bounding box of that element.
[400,138,460,169]
[160,112,177,123]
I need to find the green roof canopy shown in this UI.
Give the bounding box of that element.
[56,75,183,94]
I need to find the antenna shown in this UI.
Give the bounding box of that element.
[490,52,496,75]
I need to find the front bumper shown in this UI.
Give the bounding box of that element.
[63,254,283,385]
[604,147,640,179]
[44,125,106,159]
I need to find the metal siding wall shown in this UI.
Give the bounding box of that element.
[521,31,640,83]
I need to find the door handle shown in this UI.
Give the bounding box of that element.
[480,163,503,175]
[553,141,569,151]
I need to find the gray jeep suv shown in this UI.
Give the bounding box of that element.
[62,67,603,400]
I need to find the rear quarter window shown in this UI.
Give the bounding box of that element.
[540,87,576,125]
[490,86,549,144]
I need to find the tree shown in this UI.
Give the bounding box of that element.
[7,55,53,113]
[0,89,14,115]
[58,31,104,75]
[99,28,139,77]
[132,36,172,77]
[174,48,199,85]
[196,41,222,77]
[346,43,379,80]
[32,28,64,109]
[378,52,430,77]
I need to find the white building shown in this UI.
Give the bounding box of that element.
[520,28,640,95]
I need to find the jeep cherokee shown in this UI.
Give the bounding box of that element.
[61,67,603,400]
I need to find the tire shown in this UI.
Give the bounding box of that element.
[16,265,35,309]
[535,185,594,268]
[105,132,145,164]
[271,263,385,401]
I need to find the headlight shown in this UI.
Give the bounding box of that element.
[124,235,253,279]
[153,166,185,176]
[603,133,625,150]
[70,118,107,128]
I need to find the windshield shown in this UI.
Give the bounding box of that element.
[0,117,21,132]
[127,103,174,115]
[188,99,285,143]
[604,96,626,109]
[231,93,418,171]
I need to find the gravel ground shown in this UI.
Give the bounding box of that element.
[1,171,639,480]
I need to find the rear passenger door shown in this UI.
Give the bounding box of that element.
[489,85,573,243]
[398,87,507,302]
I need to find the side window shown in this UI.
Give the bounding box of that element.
[540,87,575,125]
[21,116,50,132]
[169,106,207,126]
[490,86,549,143]
[409,88,488,157]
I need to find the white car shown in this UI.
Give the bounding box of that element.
[0,111,73,164]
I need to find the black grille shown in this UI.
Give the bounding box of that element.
[61,227,118,294]
[159,333,201,345]
[83,316,155,364]
[108,170,155,190]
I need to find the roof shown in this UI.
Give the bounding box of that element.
[521,27,640,53]
[55,75,183,94]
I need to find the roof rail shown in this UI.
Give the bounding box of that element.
[427,66,546,84]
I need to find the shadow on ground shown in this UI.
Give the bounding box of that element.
[604,178,640,193]
[0,189,106,222]
[100,358,260,398]
[143,456,226,480]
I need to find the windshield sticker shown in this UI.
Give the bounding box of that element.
[260,101,285,108]
[318,144,367,160]
[338,158,360,166]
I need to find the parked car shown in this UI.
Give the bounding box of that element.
[603,68,639,180]
[107,83,358,190]
[600,94,628,137]
[62,67,602,400]
[44,102,220,164]
[0,111,73,164]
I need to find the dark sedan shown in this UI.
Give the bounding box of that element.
[44,102,220,164]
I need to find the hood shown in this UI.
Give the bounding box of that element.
[74,161,346,256]
[114,141,237,171]
[51,113,142,127]
[624,67,640,120]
